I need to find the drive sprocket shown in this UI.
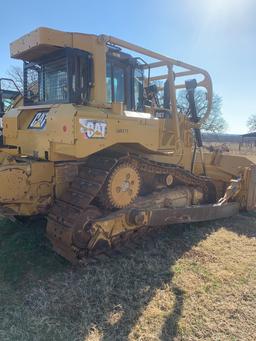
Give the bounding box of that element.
[102,162,141,209]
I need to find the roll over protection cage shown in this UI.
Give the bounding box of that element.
[98,34,213,128]
[9,28,212,127]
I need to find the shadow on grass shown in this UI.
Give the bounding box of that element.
[0,217,229,340]
[222,211,256,239]
[0,217,68,286]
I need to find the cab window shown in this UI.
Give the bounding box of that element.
[134,68,144,111]
[113,66,125,102]
[106,56,144,111]
[106,63,112,103]
[106,62,125,103]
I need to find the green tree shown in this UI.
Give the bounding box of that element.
[177,90,227,133]
[247,114,256,132]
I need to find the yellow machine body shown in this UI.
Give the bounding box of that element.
[0,27,255,262]
[3,104,193,164]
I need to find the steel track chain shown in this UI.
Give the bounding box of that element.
[134,156,216,203]
[46,154,216,263]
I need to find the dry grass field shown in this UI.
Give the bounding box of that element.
[1,215,256,340]
[204,142,256,163]
[0,149,256,341]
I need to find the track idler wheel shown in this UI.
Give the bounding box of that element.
[72,206,102,250]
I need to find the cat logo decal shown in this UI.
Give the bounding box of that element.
[28,111,48,130]
[79,119,107,139]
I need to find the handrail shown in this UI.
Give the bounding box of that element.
[0,78,22,96]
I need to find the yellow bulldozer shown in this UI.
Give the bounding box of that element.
[0,27,255,263]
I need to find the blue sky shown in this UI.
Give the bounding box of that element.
[0,0,255,133]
